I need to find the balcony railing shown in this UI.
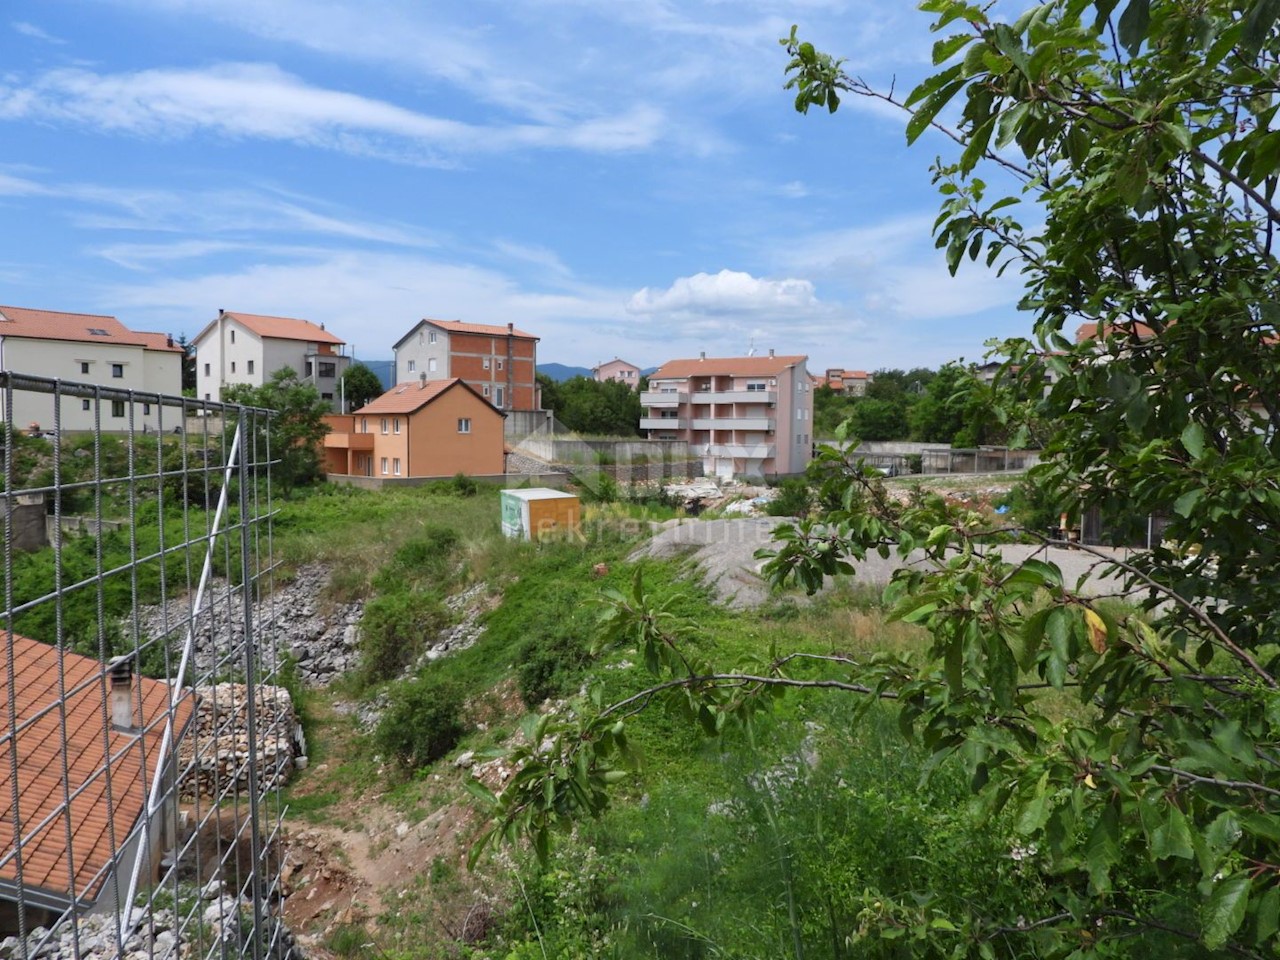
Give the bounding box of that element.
[323,431,375,450]
[708,443,776,459]
[639,417,687,430]
[640,390,688,406]
[689,417,773,431]
[694,390,777,404]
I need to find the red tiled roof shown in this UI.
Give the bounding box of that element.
[223,312,345,345]
[134,331,184,354]
[1075,321,1156,342]
[0,306,154,348]
[403,318,538,343]
[0,634,192,904]
[354,378,501,416]
[649,355,807,379]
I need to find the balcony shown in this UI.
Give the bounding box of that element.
[696,390,777,404]
[639,417,687,431]
[689,416,773,431]
[707,443,776,459]
[640,390,688,407]
[324,431,374,450]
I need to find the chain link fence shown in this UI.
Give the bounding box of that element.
[1,373,297,960]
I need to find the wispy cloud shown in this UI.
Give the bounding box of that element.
[12,21,67,44]
[0,63,667,162]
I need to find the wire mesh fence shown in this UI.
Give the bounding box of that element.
[0,373,298,960]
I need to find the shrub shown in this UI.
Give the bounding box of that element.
[764,477,812,517]
[516,624,594,706]
[375,674,467,769]
[358,590,450,684]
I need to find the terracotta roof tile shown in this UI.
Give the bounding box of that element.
[418,318,538,340]
[0,306,157,348]
[134,331,184,354]
[0,633,193,904]
[354,378,501,416]
[223,312,345,345]
[649,355,807,380]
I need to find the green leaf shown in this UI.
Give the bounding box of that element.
[1181,421,1206,459]
[1243,0,1280,55]
[1255,884,1280,946]
[1173,488,1204,518]
[906,77,967,145]
[1202,873,1251,950]
[1084,802,1120,892]
[1151,804,1195,860]
[1117,0,1151,54]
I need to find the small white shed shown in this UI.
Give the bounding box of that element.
[500,488,581,540]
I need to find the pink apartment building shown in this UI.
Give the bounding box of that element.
[592,357,643,386]
[641,351,813,479]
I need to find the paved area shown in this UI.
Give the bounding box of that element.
[634,517,1143,609]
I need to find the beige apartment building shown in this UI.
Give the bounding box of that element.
[641,351,813,479]
[192,310,350,409]
[0,305,183,432]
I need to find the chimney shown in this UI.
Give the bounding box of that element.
[320,322,326,331]
[507,322,514,335]
[166,334,174,348]
[110,658,135,731]
[769,348,775,358]
[419,372,427,388]
[699,351,706,361]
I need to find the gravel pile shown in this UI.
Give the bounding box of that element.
[132,566,363,686]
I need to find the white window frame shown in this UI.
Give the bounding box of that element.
[496,358,504,371]
[429,331,437,344]
[495,386,505,407]
[483,357,491,370]
[393,418,401,434]
[457,418,471,434]
[393,458,402,476]
[408,359,416,372]
[428,358,437,373]
[381,418,389,434]
[380,457,389,475]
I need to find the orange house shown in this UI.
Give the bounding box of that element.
[323,378,505,478]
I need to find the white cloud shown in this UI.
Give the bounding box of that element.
[0,63,666,161]
[12,21,67,44]
[628,268,820,315]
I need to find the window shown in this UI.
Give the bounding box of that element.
[322,392,333,401]
[746,382,766,392]
[393,458,401,476]
[381,457,389,475]
[428,358,437,373]
[247,360,255,374]
[231,361,236,373]
[110,363,124,378]
[483,385,490,396]
[319,362,336,378]
[111,400,125,418]
[496,359,504,371]
[204,363,211,376]
[457,418,471,434]
[482,358,491,370]
[81,399,91,411]
[429,331,437,344]
[230,330,235,344]
[79,361,90,375]
[393,418,401,434]
[495,387,505,407]
[143,403,151,415]
[87,328,109,337]
[362,417,368,433]
[381,418,388,434]
[408,359,416,373]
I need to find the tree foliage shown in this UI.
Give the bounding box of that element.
[340,362,384,412]
[473,3,1280,956]
[223,367,330,493]
[538,374,643,436]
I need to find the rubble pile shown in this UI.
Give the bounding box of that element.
[132,565,363,686]
[178,683,304,800]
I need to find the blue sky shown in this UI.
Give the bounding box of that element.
[1,0,1032,372]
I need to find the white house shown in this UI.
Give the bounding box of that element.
[0,305,183,433]
[192,310,350,409]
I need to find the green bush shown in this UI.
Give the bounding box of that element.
[358,590,450,684]
[516,623,594,706]
[764,477,812,517]
[375,674,467,769]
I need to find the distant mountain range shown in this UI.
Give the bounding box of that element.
[538,363,658,382]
